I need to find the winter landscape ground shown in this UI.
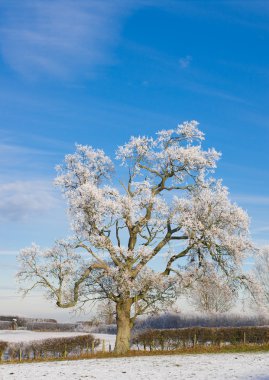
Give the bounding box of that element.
[1,331,269,379]
[0,330,89,343]
[1,352,269,380]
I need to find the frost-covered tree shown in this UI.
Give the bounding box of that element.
[18,121,252,353]
[254,246,269,308]
[186,266,237,313]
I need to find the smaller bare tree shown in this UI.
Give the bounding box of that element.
[254,246,269,309]
[97,299,116,325]
[186,267,237,313]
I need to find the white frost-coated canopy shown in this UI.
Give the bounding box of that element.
[18,121,252,314]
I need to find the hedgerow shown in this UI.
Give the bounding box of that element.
[5,334,99,360]
[132,327,269,350]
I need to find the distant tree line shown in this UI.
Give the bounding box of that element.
[134,312,269,331]
[0,316,79,332]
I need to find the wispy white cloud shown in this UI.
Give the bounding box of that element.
[0,144,57,157]
[232,194,269,206]
[0,0,137,79]
[124,41,250,105]
[183,82,250,105]
[157,0,269,31]
[0,250,18,256]
[179,55,192,69]
[0,181,60,223]
[251,226,269,236]
[0,142,61,181]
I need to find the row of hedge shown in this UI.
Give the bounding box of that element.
[134,313,269,330]
[132,327,269,350]
[0,321,12,330]
[0,334,99,361]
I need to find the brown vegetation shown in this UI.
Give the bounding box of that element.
[0,334,99,362]
[132,326,269,350]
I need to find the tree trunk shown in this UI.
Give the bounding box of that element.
[114,299,133,354]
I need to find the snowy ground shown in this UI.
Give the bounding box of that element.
[1,331,269,379]
[1,352,269,379]
[0,330,88,343]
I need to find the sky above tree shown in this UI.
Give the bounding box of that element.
[0,0,269,320]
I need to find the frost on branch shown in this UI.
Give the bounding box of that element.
[172,180,251,273]
[18,121,253,353]
[116,120,220,185]
[55,144,113,189]
[17,241,86,306]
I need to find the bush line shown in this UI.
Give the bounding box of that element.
[132,326,269,350]
[0,334,99,362]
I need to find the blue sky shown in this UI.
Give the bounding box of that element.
[0,0,269,320]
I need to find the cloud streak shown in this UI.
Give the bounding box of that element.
[0,250,18,256]
[0,181,60,223]
[179,55,192,69]
[232,194,269,206]
[0,0,136,79]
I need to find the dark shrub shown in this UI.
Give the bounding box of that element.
[132,326,269,350]
[6,334,99,360]
[0,341,8,360]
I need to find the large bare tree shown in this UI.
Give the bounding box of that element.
[18,121,251,353]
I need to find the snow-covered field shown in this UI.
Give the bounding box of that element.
[1,331,269,379]
[0,330,88,343]
[1,352,269,379]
